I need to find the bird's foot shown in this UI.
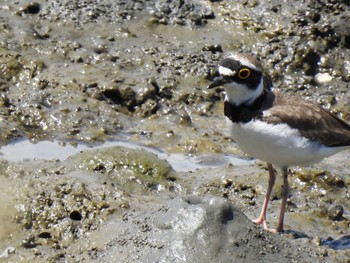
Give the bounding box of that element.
[252,217,263,224]
[252,217,281,234]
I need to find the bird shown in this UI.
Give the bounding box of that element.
[208,53,350,233]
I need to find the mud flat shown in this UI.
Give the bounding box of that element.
[1,0,350,262]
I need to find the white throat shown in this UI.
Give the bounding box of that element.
[224,79,264,106]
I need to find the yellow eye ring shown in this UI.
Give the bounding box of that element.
[238,68,251,79]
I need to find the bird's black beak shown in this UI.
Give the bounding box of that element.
[207,76,230,89]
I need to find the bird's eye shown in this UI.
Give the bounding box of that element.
[238,68,251,79]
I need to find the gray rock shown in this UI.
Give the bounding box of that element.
[98,196,321,263]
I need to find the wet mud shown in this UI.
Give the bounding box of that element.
[1,0,350,262]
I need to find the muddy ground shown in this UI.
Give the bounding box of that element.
[1,0,350,262]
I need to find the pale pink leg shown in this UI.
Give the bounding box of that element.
[253,163,276,232]
[275,167,289,232]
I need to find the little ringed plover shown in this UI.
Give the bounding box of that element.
[208,53,350,233]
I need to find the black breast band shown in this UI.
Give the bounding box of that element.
[224,92,268,123]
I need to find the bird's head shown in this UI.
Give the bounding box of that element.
[208,53,264,106]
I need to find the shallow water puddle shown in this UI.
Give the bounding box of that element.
[0,139,253,172]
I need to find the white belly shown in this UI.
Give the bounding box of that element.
[228,119,343,168]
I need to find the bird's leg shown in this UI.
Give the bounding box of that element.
[253,163,276,231]
[275,167,289,232]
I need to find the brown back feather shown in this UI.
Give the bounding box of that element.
[262,92,350,147]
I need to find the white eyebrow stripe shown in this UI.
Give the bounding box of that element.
[219,66,235,76]
[228,54,261,71]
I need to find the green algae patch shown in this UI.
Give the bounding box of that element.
[292,168,345,191]
[68,146,178,193]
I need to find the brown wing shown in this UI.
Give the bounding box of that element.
[261,93,350,147]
